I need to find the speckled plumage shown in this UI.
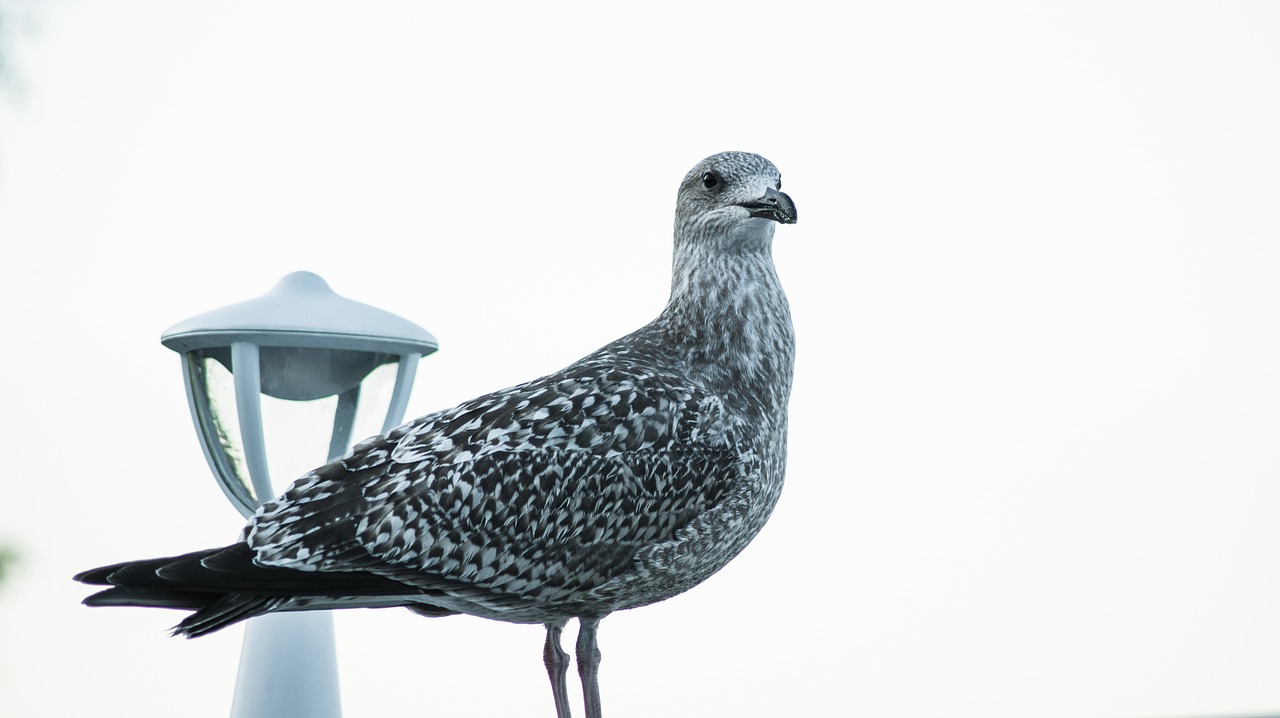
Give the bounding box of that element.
[77,151,797,717]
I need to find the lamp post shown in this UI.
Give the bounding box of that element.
[160,271,438,718]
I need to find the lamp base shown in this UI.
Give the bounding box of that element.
[230,611,342,718]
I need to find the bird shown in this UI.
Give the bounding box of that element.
[76,150,797,718]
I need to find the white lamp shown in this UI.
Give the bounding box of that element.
[160,271,438,718]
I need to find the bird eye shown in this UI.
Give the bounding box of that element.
[701,172,719,190]
[776,178,782,190]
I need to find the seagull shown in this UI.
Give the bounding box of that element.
[76,150,797,718]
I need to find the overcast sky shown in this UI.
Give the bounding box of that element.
[2,2,1280,717]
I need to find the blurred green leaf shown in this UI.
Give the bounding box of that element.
[0,0,40,90]
[0,544,16,585]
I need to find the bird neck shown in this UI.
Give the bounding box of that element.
[659,237,795,426]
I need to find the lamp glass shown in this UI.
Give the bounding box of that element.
[198,351,251,496]
[259,361,399,491]
[188,347,403,510]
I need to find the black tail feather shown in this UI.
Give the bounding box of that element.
[83,586,221,611]
[173,594,288,638]
[75,542,458,636]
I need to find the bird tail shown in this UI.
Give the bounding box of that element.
[75,543,452,637]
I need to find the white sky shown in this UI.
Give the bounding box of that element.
[2,2,1279,717]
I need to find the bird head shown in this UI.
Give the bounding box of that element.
[674,151,797,251]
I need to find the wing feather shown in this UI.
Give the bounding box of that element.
[245,354,749,605]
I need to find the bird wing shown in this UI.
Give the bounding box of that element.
[244,351,752,604]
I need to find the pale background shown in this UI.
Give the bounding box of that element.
[2,2,1279,717]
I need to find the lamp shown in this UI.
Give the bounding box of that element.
[160,271,438,718]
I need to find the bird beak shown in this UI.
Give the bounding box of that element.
[739,187,798,224]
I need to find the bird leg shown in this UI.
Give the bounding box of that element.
[576,617,603,718]
[544,621,573,718]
